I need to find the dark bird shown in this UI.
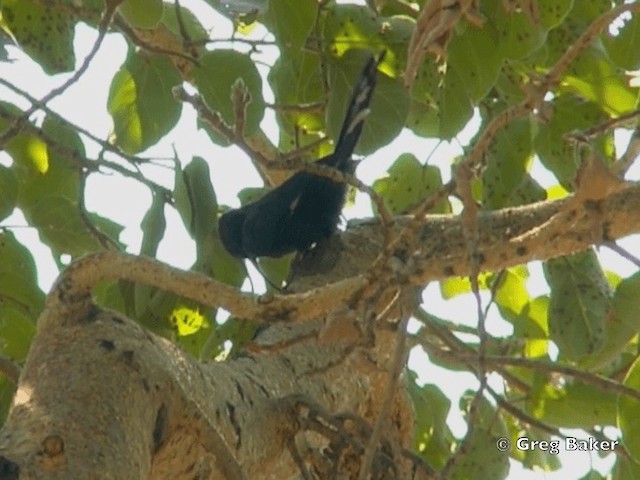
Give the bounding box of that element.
[219,52,384,263]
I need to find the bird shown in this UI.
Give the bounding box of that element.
[218,51,384,265]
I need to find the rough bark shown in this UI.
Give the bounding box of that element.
[0,183,638,479]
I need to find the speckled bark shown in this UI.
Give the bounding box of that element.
[0,184,638,479]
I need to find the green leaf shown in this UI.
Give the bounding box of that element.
[513,296,550,358]
[447,22,501,103]
[193,50,265,145]
[263,0,315,53]
[326,50,409,154]
[0,0,75,73]
[618,356,640,463]
[481,0,546,60]
[449,393,510,480]
[439,273,492,299]
[140,192,166,257]
[372,153,448,215]
[529,380,617,429]
[107,53,183,154]
[506,174,547,206]
[406,61,440,138]
[174,157,217,246]
[258,254,293,292]
[133,192,167,317]
[559,47,639,115]
[544,251,611,360]
[0,231,45,321]
[582,272,640,370]
[438,65,474,139]
[407,377,454,470]
[117,0,164,29]
[538,0,574,29]
[535,95,611,189]
[0,305,36,360]
[0,103,50,181]
[494,267,531,321]
[171,305,216,358]
[321,3,383,57]
[483,117,534,209]
[13,115,82,204]
[612,455,640,480]
[0,165,18,221]
[170,305,209,337]
[24,196,123,257]
[578,471,606,480]
[161,2,208,40]
[603,13,640,70]
[269,52,326,151]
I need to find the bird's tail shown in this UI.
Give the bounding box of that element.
[330,51,385,170]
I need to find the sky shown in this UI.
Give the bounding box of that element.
[1,1,639,478]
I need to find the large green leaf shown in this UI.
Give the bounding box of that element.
[0,231,45,321]
[603,13,640,70]
[372,153,449,215]
[193,50,265,145]
[262,0,315,53]
[494,266,531,322]
[480,0,547,61]
[559,47,639,116]
[618,356,640,463]
[0,165,18,221]
[11,117,123,257]
[483,117,534,209]
[0,0,75,73]
[161,2,208,40]
[408,58,474,139]
[447,22,501,103]
[582,272,640,370]
[268,51,326,152]
[117,0,164,29]
[534,95,612,189]
[320,3,383,57]
[544,251,611,360]
[407,376,454,470]
[108,53,183,154]
[449,393,510,479]
[528,380,616,429]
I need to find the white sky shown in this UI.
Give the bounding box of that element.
[1,1,639,478]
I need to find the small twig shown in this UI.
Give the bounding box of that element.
[358,309,410,480]
[173,0,192,46]
[0,104,171,199]
[486,386,564,439]
[456,354,640,402]
[231,79,250,137]
[570,109,640,141]
[191,37,276,48]
[266,101,325,113]
[543,2,640,90]
[0,77,152,169]
[173,86,275,170]
[438,376,487,479]
[280,136,330,161]
[603,242,640,269]
[613,126,640,177]
[113,17,200,67]
[77,168,120,251]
